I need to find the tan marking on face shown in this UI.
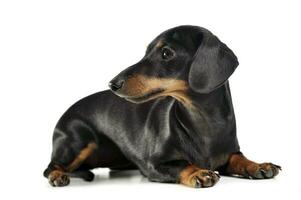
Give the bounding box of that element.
[67,142,97,172]
[121,75,193,106]
[155,40,164,49]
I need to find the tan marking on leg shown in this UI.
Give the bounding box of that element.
[48,170,70,186]
[226,153,256,175]
[67,142,97,172]
[179,165,219,188]
[47,143,97,186]
[53,164,64,171]
[179,165,199,186]
[226,153,281,179]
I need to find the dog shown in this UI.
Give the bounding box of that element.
[43,25,281,188]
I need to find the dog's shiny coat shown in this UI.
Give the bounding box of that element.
[44,26,280,187]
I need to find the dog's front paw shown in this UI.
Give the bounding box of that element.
[180,165,220,188]
[193,169,220,188]
[48,170,70,187]
[245,162,281,179]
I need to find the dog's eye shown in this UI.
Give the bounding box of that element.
[161,47,175,60]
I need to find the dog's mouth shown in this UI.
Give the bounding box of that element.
[123,89,165,103]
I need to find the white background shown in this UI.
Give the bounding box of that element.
[0,0,300,199]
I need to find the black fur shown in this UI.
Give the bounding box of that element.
[44,25,241,184]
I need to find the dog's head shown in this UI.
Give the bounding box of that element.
[109,25,238,104]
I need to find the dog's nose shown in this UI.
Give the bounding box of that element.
[108,79,124,91]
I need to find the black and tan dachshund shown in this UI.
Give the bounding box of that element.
[44,25,281,188]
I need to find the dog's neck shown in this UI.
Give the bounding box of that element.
[173,83,234,133]
[169,82,236,168]
[170,88,227,167]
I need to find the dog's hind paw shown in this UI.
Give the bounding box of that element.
[245,162,281,179]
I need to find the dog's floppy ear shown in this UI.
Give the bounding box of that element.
[188,30,239,93]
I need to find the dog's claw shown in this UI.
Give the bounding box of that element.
[274,164,282,170]
[260,168,267,175]
[195,177,202,188]
[259,168,269,178]
[241,163,281,179]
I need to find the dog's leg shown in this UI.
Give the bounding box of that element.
[44,142,97,186]
[221,152,281,179]
[43,164,70,186]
